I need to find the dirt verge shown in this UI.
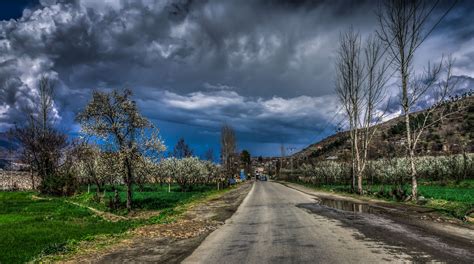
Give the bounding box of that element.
[279,182,474,232]
[59,182,253,263]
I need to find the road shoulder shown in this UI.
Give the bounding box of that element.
[279,181,474,237]
[57,182,253,264]
[277,180,474,262]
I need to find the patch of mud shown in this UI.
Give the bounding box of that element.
[318,198,378,214]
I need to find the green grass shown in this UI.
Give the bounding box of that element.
[0,192,131,264]
[0,183,224,263]
[417,184,473,202]
[72,184,218,214]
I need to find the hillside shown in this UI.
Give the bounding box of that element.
[293,95,474,162]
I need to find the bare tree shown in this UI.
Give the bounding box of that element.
[335,29,387,194]
[358,35,389,192]
[240,149,251,175]
[38,77,54,134]
[76,89,165,211]
[279,143,286,178]
[335,28,363,193]
[173,137,193,158]
[204,148,214,162]
[220,124,237,178]
[12,76,68,195]
[377,0,457,199]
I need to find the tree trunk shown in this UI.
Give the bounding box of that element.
[124,157,133,212]
[30,168,35,190]
[402,69,417,201]
[357,172,363,195]
[462,150,467,182]
[96,184,101,197]
[354,136,362,194]
[94,176,102,197]
[409,149,417,200]
[126,180,132,211]
[350,130,356,192]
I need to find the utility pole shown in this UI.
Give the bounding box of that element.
[286,147,297,178]
[279,143,286,178]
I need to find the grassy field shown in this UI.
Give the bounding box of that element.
[290,180,474,219]
[72,184,218,214]
[0,184,222,263]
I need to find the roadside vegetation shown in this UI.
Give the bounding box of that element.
[0,192,130,263]
[2,71,244,263]
[0,183,231,263]
[282,154,474,219]
[71,184,220,214]
[330,0,468,201]
[274,0,474,221]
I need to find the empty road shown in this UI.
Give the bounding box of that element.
[184,181,474,263]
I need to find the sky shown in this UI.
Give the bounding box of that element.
[0,0,473,157]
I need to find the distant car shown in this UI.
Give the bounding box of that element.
[260,175,267,181]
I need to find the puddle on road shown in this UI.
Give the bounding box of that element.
[318,198,378,214]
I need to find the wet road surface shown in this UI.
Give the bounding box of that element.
[184,181,474,263]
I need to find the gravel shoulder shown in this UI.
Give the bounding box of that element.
[59,182,253,264]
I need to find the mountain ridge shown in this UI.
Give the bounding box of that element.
[293,94,474,162]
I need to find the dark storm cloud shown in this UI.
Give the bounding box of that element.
[0,0,473,152]
[137,89,339,144]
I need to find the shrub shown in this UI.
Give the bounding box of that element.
[40,171,78,196]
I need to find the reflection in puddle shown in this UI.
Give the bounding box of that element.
[318,198,377,214]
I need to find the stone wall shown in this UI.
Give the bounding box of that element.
[0,171,40,190]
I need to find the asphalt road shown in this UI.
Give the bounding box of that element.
[183,181,473,264]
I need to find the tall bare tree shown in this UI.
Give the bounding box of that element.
[77,89,165,211]
[204,148,214,162]
[336,29,387,194]
[335,28,363,192]
[220,124,237,178]
[173,137,194,158]
[240,149,251,175]
[12,76,68,195]
[377,0,457,199]
[278,143,286,178]
[38,77,54,134]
